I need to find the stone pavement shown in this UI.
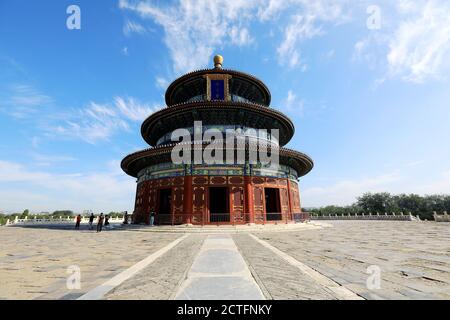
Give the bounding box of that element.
[174,234,265,300]
[254,221,450,300]
[0,225,182,300]
[106,234,207,300]
[1,221,450,300]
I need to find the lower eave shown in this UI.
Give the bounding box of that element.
[121,142,313,179]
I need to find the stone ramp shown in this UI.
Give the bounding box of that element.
[174,234,265,300]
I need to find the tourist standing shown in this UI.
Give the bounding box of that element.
[123,211,129,224]
[97,213,104,233]
[104,215,110,229]
[75,214,81,230]
[150,210,155,226]
[88,213,95,230]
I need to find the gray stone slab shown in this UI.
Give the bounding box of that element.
[175,234,264,300]
[176,277,264,300]
[190,249,247,274]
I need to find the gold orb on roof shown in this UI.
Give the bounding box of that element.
[214,54,223,68]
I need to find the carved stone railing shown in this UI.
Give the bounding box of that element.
[310,212,421,221]
[434,211,450,222]
[4,216,125,226]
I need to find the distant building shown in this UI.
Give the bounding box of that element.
[121,56,313,225]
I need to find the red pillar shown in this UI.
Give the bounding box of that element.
[244,176,254,223]
[184,176,193,224]
[287,178,293,221]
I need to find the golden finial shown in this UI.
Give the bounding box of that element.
[214,54,223,69]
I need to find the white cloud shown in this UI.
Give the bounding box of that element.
[1,83,160,145]
[114,96,158,121]
[155,76,169,90]
[257,0,287,21]
[9,84,52,106]
[229,27,254,46]
[276,1,348,69]
[54,97,159,144]
[353,0,450,83]
[30,136,41,149]
[123,19,147,36]
[0,84,53,118]
[56,103,129,144]
[118,0,351,73]
[119,0,258,74]
[302,169,450,208]
[387,1,450,83]
[302,173,403,207]
[277,15,321,68]
[31,153,76,167]
[417,171,450,195]
[323,49,335,60]
[283,90,304,115]
[0,160,135,213]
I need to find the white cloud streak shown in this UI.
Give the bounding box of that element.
[387,0,450,82]
[353,0,450,83]
[0,84,53,118]
[118,0,346,73]
[0,160,135,213]
[119,0,258,74]
[54,97,159,144]
[123,19,147,36]
[302,170,450,208]
[283,90,304,116]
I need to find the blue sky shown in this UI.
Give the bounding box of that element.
[0,0,449,213]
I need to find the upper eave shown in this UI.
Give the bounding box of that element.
[165,68,271,106]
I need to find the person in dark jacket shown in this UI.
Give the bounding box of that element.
[97,213,104,233]
[88,213,95,230]
[104,215,110,228]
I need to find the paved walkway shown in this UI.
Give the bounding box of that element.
[2,221,450,300]
[174,234,265,300]
[254,221,450,300]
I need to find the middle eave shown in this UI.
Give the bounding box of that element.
[141,101,295,147]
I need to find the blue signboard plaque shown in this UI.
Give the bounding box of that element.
[211,79,225,100]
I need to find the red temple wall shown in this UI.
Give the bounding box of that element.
[132,175,302,224]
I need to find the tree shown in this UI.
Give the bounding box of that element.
[357,193,397,214]
[52,210,74,217]
[19,209,29,219]
[312,193,449,220]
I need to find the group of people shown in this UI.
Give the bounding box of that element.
[74,213,111,232]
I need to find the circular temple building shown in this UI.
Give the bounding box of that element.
[121,56,313,225]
